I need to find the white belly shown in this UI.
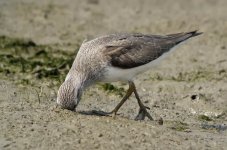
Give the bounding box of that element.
[102,49,175,82]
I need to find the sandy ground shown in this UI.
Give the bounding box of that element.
[0,0,227,149]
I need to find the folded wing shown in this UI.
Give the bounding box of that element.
[103,31,202,69]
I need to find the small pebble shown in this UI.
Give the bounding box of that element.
[221,45,226,49]
[191,94,197,100]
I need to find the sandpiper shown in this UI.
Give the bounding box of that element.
[57,31,202,120]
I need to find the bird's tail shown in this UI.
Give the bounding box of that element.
[167,30,203,44]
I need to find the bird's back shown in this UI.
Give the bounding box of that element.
[70,31,202,82]
[98,31,202,69]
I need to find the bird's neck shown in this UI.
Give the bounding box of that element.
[65,70,90,90]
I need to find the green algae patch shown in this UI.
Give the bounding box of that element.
[169,121,190,132]
[0,36,76,86]
[99,83,125,97]
[198,115,213,122]
[0,36,125,96]
[0,35,36,49]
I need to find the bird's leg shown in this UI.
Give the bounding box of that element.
[108,81,134,117]
[130,81,153,121]
[92,81,134,117]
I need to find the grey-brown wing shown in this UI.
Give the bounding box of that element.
[103,31,201,69]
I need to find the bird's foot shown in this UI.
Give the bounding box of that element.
[134,106,153,121]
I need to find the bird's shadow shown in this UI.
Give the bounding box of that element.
[77,110,111,117]
[77,110,146,121]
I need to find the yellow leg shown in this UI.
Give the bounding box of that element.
[93,81,153,121]
[92,81,134,116]
[130,81,153,121]
[109,81,134,115]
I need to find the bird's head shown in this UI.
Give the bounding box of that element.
[57,79,82,111]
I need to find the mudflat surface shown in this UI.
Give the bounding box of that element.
[0,0,227,149]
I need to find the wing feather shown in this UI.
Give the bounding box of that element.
[103,31,201,69]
